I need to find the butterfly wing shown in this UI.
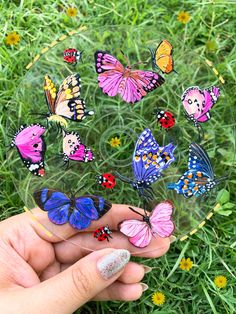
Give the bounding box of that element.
[182,86,220,123]
[95,50,125,97]
[149,201,174,237]
[119,70,164,103]
[119,219,152,248]
[69,195,112,230]
[167,143,214,198]
[152,40,174,74]
[12,124,46,176]
[54,74,94,121]
[33,189,71,224]
[132,129,176,183]
[44,75,57,114]
[62,131,94,162]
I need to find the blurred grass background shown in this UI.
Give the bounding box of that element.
[0,0,236,313]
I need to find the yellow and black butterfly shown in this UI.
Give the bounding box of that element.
[44,73,94,128]
[149,40,176,74]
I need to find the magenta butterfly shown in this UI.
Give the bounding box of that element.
[11,124,46,177]
[94,50,165,104]
[182,86,220,130]
[119,201,174,248]
[62,130,94,165]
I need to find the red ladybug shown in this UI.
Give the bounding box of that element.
[156,110,175,129]
[97,173,116,189]
[63,48,82,65]
[94,225,112,242]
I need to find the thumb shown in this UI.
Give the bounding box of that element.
[29,249,130,314]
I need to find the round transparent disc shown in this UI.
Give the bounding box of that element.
[7,25,234,255]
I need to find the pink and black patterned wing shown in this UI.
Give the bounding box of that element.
[95,51,124,97]
[11,124,46,176]
[118,70,164,103]
[62,130,94,163]
[182,86,220,123]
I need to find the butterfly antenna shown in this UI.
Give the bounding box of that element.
[120,50,130,67]
[74,185,86,197]
[128,207,145,218]
[115,171,133,184]
[215,176,229,184]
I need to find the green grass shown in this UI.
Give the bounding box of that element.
[1,0,236,313]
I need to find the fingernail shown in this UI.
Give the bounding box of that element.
[97,249,130,280]
[140,283,149,292]
[169,235,176,243]
[142,265,153,274]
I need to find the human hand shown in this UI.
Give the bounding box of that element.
[0,204,172,314]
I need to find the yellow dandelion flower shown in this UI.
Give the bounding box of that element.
[177,11,190,24]
[109,137,121,148]
[66,7,78,17]
[5,32,20,46]
[214,275,227,288]
[179,257,193,271]
[152,291,166,306]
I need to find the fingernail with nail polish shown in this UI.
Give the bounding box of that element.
[97,249,130,280]
[140,283,149,292]
[169,235,176,243]
[143,265,153,274]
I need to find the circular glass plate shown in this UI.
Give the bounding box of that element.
[7,25,234,255]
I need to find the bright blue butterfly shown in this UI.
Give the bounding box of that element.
[116,128,176,201]
[33,189,112,230]
[167,142,227,198]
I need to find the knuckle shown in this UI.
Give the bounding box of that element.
[71,265,92,299]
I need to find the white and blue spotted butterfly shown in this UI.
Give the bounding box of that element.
[167,143,227,198]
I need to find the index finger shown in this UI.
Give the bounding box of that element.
[29,204,147,242]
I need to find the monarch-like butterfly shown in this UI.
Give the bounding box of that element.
[44,73,94,128]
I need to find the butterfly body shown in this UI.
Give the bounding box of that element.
[97,173,116,189]
[156,110,175,129]
[63,48,82,65]
[94,50,165,104]
[94,225,112,242]
[11,124,46,176]
[167,143,224,198]
[62,130,94,164]
[119,201,174,248]
[33,188,112,229]
[150,40,175,74]
[116,128,176,201]
[182,86,220,127]
[44,74,94,127]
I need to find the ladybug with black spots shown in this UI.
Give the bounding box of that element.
[155,109,175,129]
[97,173,116,189]
[63,48,82,65]
[94,225,112,242]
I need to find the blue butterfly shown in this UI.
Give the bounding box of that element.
[33,189,112,230]
[116,128,176,201]
[167,143,227,198]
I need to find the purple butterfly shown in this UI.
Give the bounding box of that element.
[116,128,176,201]
[94,50,165,104]
[11,124,46,177]
[182,86,220,136]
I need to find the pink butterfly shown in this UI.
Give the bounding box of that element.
[62,130,94,164]
[119,201,174,248]
[94,50,165,104]
[182,86,220,125]
[11,124,46,177]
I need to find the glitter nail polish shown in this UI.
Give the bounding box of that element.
[97,249,130,280]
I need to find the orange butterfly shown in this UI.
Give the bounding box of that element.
[149,40,176,74]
